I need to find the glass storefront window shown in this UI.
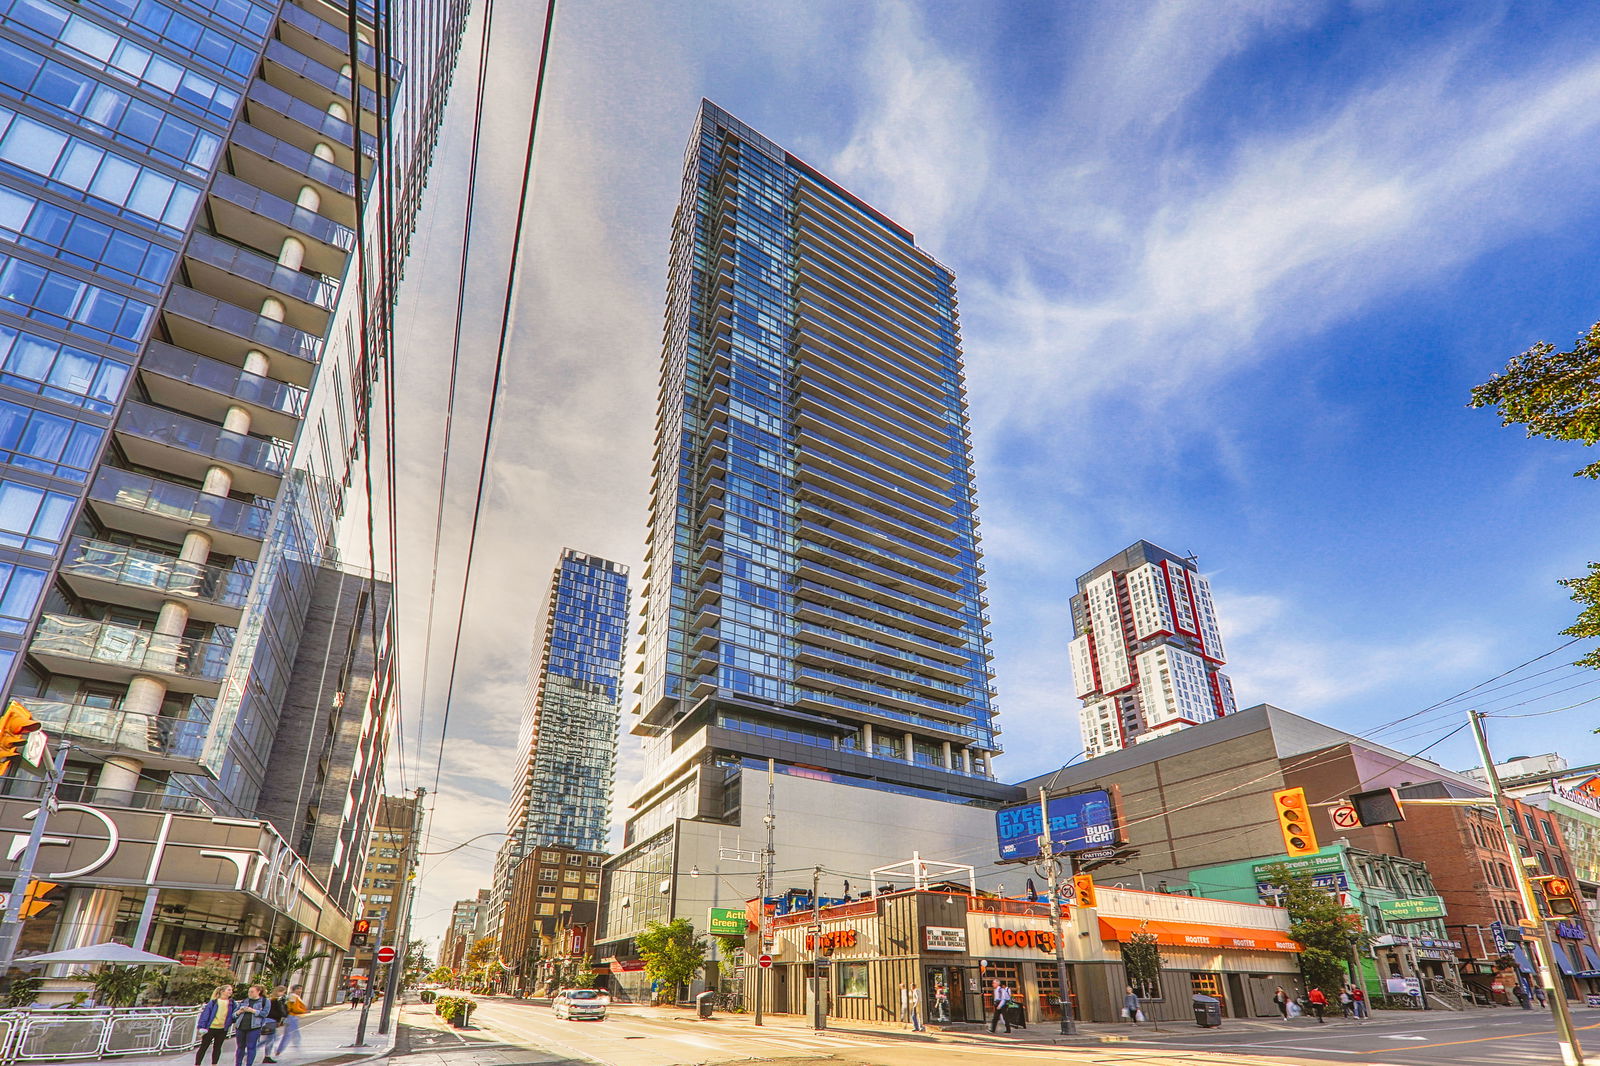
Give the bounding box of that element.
[837,962,868,998]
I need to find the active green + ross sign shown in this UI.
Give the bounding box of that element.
[707,907,746,937]
[1378,896,1447,921]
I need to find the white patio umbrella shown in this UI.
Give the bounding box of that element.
[17,943,181,967]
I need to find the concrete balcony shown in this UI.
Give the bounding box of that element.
[29,615,230,696]
[18,697,208,774]
[115,402,289,497]
[183,231,338,334]
[58,536,252,625]
[140,341,306,440]
[260,39,377,118]
[278,3,395,90]
[244,78,375,175]
[87,468,272,561]
[161,285,320,386]
[208,173,354,276]
[228,124,358,226]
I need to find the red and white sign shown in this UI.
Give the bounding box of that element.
[375,945,396,964]
[1330,805,1360,830]
[757,954,773,969]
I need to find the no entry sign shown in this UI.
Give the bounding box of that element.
[757,954,773,969]
[376,945,397,964]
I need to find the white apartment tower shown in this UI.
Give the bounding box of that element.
[1068,541,1237,757]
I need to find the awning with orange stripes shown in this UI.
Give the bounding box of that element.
[1098,916,1301,953]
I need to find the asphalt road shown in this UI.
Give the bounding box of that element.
[398,997,1600,1066]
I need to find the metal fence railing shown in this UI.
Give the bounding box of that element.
[0,1007,201,1061]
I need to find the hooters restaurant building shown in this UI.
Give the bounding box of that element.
[753,885,1302,1025]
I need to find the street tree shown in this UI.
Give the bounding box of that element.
[635,918,707,1004]
[1471,322,1600,667]
[1121,931,1163,1029]
[1259,862,1365,994]
[463,936,497,973]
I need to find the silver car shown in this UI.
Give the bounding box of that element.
[553,988,609,1021]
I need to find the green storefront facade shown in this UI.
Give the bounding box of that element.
[1184,844,1462,997]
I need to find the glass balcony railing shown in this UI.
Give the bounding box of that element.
[262,40,379,113]
[60,536,252,611]
[185,232,339,311]
[796,581,965,643]
[141,341,308,419]
[797,665,977,719]
[30,615,231,685]
[164,286,322,363]
[230,124,358,197]
[278,3,392,74]
[794,604,966,663]
[209,173,355,251]
[89,468,272,541]
[794,684,985,740]
[117,401,290,476]
[19,698,207,762]
[246,79,376,157]
[797,560,967,627]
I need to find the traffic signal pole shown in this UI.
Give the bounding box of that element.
[1470,710,1583,1066]
[378,786,425,1035]
[350,917,384,1048]
[0,740,69,975]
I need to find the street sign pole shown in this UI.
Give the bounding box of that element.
[0,739,69,975]
[350,917,384,1048]
[1471,710,1583,1066]
[1037,787,1077,1035]
[809,865,825,1030]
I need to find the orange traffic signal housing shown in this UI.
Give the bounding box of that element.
[0,701,41,776]
[1072,874,1098,908]
[1534,875,1580,918]
[1273,787,1320,858]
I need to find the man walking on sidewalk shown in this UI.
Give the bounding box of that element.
[988,982,1014,1034]
[1307,986,1327,1023]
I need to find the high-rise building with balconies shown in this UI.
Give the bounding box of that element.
[0,0,466,978]
[597,101,1013,1000]
[490,549,627,938]
[1068,540,1236,758]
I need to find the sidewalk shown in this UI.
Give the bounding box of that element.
[105,1002,400,1066]
[609,999,1495,1048]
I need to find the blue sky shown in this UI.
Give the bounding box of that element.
[390,1,1600,943]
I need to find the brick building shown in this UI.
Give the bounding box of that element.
[498,845,604,994]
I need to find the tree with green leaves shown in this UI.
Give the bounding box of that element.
[464,936,497,973]
[426,965,454,986]
[1259,861,1366,995]
[635,918,707,1005]
[405,940,431,987]
[1121,931,1163,1029]
[260,940,332,988]
[1471,323,1600,668]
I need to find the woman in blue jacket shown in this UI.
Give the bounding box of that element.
[194,986,237,1065]
[232,985,272,1066]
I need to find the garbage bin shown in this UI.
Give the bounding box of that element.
[696,991,716,1019]
[1193,993,1221,1028]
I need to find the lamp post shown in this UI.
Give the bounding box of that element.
[1036,787,1077,1035]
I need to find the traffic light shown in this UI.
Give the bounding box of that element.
[1071,874,1098,908]
[0,701,41,776]
[1273,787,1320,858]
[1349,787,1405,827]
[352,918,372,947]
[1534,875,1581,918]
[18,880,57,919]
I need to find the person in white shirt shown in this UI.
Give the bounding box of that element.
[988,981,1014,1033]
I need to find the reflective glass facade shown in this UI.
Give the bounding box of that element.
[0,0,467,824]
[629,101,1001,836]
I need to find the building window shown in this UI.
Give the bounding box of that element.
[1541,821,1558,846]
[583,889,598,901]
[563,870,581,883]
[541,851,560,863]
[836,962,869,998]
[567,854,582,865]
[584,872,600,885]
[539,869,558,882]
[562,888,579,900]
[538,904,555,916]
[587,856,602,867]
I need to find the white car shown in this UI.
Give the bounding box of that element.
[552,988,609,1021]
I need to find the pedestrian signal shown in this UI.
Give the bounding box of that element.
[1273,787,1320,858]
[352,917,372,947]
[1533,875,1580,918]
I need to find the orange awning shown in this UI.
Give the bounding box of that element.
[1098,916,1301,953]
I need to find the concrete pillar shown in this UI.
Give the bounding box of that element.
[327,102,350,123]
[961,748,972,774]
[861,723,873,752]
[243,350,271,378]
[201,465,234,497]
[223,405,252,435]
[258,297,286,324]
[296,185,321,212]
[312,142,336,165]
[95,756,143,802]
[277,236,306,271]
[903,732,914,764]
[942,740,953,768]
[55,888,125,950]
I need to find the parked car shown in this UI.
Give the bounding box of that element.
[552,989,609,1021]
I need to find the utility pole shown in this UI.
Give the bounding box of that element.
[0,740,70,975]
[809,864,825,1030]
[378,786,426,1035]
[1470,710,1584,1066]
[1036,787,1077,1035]
[754,760,776,1026]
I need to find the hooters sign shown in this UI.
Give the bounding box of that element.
[988,927,1056,954]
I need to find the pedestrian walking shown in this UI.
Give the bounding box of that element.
[902,982,924,1032]
[1124,986,1142,1024]
[194,986,236,1066]
[1533,984,1547,1009]
[274,984,307,1057]
[1307,986,1327,1023]
[1351,985,1366,1020]
[988,981,1014,1033]
[1339,987,1353,1019]
[259,986,288,1063]
[232,985,272,1066]
[1272,986,1289,1019]
[1514,982,1531,1010]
